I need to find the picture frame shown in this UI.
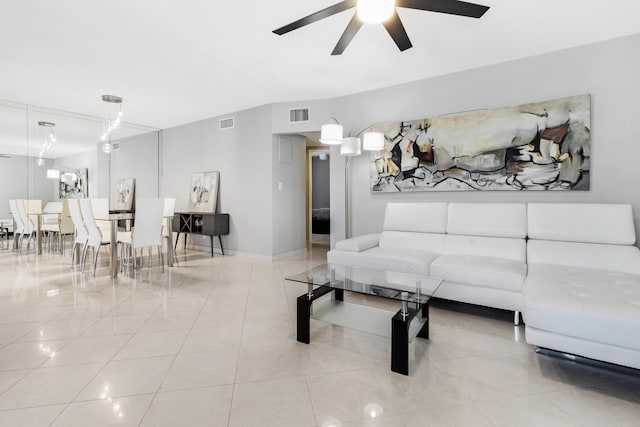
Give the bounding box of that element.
[188,171,219,213]
[114,178,135,212]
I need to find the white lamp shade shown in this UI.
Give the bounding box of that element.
[320,123,343,145]
[363,132,385,150]
[340,137,362,156]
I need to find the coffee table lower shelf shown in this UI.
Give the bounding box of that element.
[296,286,430,375]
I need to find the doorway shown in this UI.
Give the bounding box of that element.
[307,147,330,247]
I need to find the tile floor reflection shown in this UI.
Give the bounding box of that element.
[0,245,638,426]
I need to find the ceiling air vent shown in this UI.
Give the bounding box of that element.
[289,108,309,123]
[219,117,235,130]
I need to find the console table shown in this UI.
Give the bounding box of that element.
[173,212,229,256]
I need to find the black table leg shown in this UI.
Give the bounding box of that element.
[174,232,180,251]
[297,294,312,344]
[417,303,429,339]
[210,235,214,257]
[391,311,410,375]
[218,236,224,255]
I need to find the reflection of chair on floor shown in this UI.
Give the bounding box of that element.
[79,199,111,276]
[118,198,165,273]
[67,199,89,269]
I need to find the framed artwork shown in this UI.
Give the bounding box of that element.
[188,171,219,213]
[370,94,591,192]
[114,178,135,211]
[59,168,88,199]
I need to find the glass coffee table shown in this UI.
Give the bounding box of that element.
[286,263,442,375]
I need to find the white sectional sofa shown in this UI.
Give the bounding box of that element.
[328,202,640,369]
[524,203,640,370]
[328,202,529,324]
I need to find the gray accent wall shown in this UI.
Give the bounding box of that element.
[159,105,274,256]
[327,33,640,247]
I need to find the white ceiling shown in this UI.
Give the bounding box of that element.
[1,0,640,154]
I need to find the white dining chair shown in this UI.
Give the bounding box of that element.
[12,199,35,252]
[9,200,26,251]
[67,198,89,269]
[41,199,74,254]
[118,198,165,274]
[79,198,110,275]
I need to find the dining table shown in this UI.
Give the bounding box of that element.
[95,213,175,279]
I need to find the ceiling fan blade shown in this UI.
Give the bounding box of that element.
[397,0,489,18]
[331,13,363,55]
[383,11,413,52]
[273,0,357,35]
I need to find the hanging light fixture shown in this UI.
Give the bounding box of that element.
[100,94,123,153]
[357,0,395,24]
[36,121,56,166]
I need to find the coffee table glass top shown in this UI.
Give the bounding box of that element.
[286,263,442,305]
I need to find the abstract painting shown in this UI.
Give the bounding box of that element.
[188,171,219,213]
[114,178,135,211]
[370,94,591,192]
[59,168,88,198]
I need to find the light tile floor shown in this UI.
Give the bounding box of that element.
[0,244,638,426]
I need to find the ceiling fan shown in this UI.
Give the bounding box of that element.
[273,0,489,55]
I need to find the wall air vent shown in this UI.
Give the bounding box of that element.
[289,108,310,123]
[112,141,120,151]
[219,117,235,130]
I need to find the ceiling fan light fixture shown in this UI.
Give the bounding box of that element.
[357,0,395,24]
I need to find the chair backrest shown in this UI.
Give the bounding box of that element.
[9,200,25,233]
[132,198,164,249]
[162,198,176,237]
[90,198,111,237]
[67,198,89,244]
[59,199,74,234]
[16,199,34,233]
[79,199,104,247]
[25,200,42,214]
[43,202,62,214]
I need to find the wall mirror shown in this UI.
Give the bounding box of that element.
[0,98,158,220]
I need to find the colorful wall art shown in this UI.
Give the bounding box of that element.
[188,171,219,213]
[370,94,591,192]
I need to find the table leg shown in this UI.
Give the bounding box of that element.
[417,303,429,339]
[167,219,174,267]
[37,216,42,255]
[110,219,118,279]
[218,236,224,255]
[210,235,214,257]
[296,294,312,344]
[391,304,425,376]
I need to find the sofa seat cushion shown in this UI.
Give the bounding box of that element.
[524,264,640,351]
[327,246,439,276]
[430,254,527,292]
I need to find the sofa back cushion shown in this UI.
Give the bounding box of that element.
[528,203,636,245]
[379,231,445,253]
[443,234,526,262]
[447,203,527,238]
[527,240,640,275]
[383,202,448,233]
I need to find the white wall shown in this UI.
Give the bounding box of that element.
[272,134,306,255]
[0,155,29,217]
[160,105,274,256]
[328,34,640,247]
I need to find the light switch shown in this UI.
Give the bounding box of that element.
[278,182,283,191]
